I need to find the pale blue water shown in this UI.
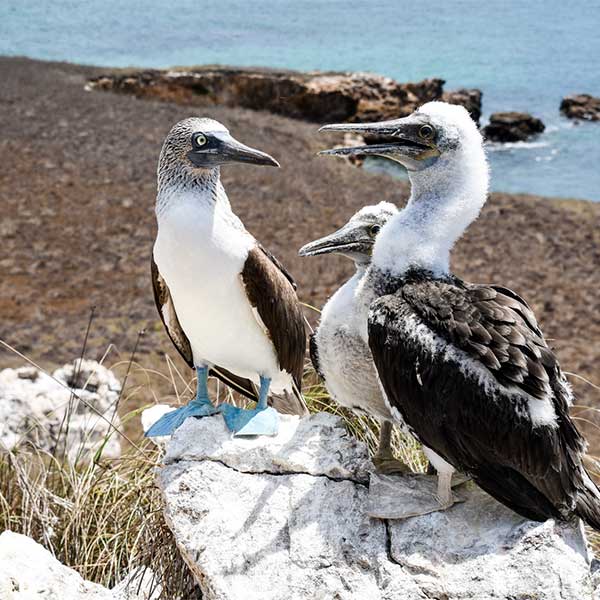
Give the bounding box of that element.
[2,0,599,200]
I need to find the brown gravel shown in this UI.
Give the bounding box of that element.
[1,57,599,449]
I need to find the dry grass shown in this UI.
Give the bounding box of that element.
[0,336,425,598]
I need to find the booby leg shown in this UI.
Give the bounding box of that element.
[145,366,220,437]
[221,376,279,437]
[372,421,410,475]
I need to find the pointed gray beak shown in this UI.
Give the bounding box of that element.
[221,136,280,167]
[318,116,440,167]
[188,132,280,168]
[299,222,372,257]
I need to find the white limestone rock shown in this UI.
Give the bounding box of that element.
[0,531,113,599]
[157,412,596,600]
[0,359,122,462]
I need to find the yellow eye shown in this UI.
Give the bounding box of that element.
[418,124,435,140]
[194,133,207,147]
[368,224,381,237]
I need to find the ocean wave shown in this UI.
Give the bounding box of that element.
[485,140,551,151]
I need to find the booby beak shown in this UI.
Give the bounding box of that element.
[188,132,280,168]
[299,222,373,257]
[318,115,441,170]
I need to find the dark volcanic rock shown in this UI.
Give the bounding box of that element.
[483,112,545,142]
[88,67,449,124]
[560,94,600,121]
[442,88,483,124]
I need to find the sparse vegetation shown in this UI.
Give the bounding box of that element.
[0,339,427,598]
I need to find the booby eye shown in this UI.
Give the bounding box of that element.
[418,124,435,140]
[194,133,207,147]
[368,224,381,237]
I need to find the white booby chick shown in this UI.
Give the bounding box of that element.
[318,101,600,528]
[299,202,412,474]
[145,118,305,438]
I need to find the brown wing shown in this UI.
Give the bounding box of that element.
[151,256,258,402]
[241,245,306,392]
[258,243,297,290]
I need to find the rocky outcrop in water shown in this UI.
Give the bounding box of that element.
[0,359,122,462]
[88,67,482,124]
[149,410,595,600]
[483,111,546,142]
[560,94,600,121]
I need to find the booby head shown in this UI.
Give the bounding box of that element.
[298,201,397,265]
[318,102,482,174]
[158,117,279,182]
[320,102,488,277]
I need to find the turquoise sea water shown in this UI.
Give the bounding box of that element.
[2,0,599,200]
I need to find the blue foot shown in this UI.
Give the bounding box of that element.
[145,398,219,437]
[145,366,218,437]
[220,375,279,437]
[221,404,279,437]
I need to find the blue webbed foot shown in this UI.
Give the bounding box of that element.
[145,366,218,437]
[220,404,279,437]
[145,398,219,437]
[221,375,279,437]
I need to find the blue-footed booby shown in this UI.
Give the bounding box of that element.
[299,202,412,474]
[145,118,306,438]
[318,101,600,527]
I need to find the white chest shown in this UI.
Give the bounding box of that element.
[154,191,289,390]
[316,274,392,421]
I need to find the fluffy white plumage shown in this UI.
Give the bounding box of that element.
[372,101,489,277]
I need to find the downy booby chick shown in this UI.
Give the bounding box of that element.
[299,202,411,474]
[318,102,600,527]
[145,118,306,438]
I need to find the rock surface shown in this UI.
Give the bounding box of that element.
[0,359,122,462]
[483,111,546,142]
[0,531,113,599]
[88,67,481,124]
[157,411,595,600]
[561,94,600,121]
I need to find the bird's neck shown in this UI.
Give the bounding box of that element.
[156,167,229,216]
[372,152,488,278]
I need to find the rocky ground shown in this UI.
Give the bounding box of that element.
[1,57,599,449]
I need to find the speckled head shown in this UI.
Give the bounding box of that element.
[158,117,279,189]
[298,201,398,265]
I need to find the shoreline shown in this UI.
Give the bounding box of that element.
[1,55,599,448]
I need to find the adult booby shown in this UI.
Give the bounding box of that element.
[145,118,306,438]
[319,101,600,527]
[299,202,411,474]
